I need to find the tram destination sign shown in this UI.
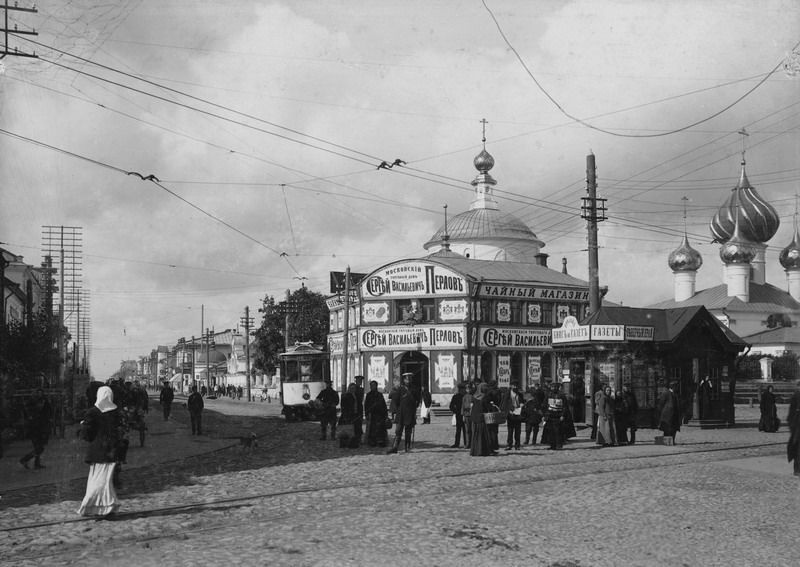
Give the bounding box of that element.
[478,284,589,301]
[359,325,466,351]
[362,261,467,298]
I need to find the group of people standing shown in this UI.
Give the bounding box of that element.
[594,384,639,447]
[448,381,578,456]
[315,373,431,454]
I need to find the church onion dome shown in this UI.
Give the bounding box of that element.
[423,208,544,250]
[779,226,800,270]
[709,161,780,244]
[719,221,757,265]
[668,234,703,272]
[474,148,495,172]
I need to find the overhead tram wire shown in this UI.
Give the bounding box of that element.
[13,34,387,165]
[482,0,800,139]
[14,32,659,217]
[0,127,301,276]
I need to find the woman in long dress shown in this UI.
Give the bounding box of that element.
[469,384,493,456]
[596,386,617,446]
[759,385,779,432]
[77,385,124,517]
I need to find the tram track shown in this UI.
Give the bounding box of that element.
[1,438,785,541]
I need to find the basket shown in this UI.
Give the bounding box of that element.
[483,411,506,425]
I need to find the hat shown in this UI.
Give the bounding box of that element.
[457,383,466,390]
[324,378,333,384]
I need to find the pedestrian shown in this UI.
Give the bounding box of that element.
[698,375,713,420]
[353,375,365,441]
[596,386,617,446]
[657,381,682,444]
[759,385,780,432]
[787,380,800,478]
[337,383,360,448]
[76,386,124,517]
[200,385,207,398]
[501,382,524,450]
[620,385,639,444]
[469,383,493,456]
[387,374,418,454]
[188,385,204,435]
[316,379,339,440]
[542,383,567,450]
[19,389,52,470]
[159,381,174,421]
[364,380,388,447]
[461,383,474,450]
[449,383,466,448]
[485,381,501,452]
[522,385,544,445]
[420,385,432,424]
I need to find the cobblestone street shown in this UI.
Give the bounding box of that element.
[1,400,798,566]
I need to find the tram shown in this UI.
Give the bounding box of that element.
[278,341,329,421]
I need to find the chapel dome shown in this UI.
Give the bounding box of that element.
[423,207,544,250]
[668,234,703,272]
[710,160,780,244]
[719,221,757,265]
[779,227,800,270]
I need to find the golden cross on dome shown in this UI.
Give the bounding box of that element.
[480,118,488,146]
[737,127,749,162]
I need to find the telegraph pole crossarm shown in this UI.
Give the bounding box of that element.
[1,0,38,59]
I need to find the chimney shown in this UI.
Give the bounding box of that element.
[562,258,568,275]
[534,253,549,267]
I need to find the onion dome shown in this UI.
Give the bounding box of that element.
[474,148,495,172]
[719,219,757,265]
[710,160,780,244]
[668,234,703,272]
[779,226,800,270]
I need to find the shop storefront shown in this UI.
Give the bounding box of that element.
[551,305,747,427]
[328,256,593,406]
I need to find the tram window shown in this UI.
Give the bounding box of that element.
[285,360,300,382]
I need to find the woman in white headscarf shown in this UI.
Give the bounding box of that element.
[77,385,123,517]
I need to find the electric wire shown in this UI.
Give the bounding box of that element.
[482,0,800,138]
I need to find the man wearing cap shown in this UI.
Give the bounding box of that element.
[657,381,681,444]
[501,382,524,450]
[448,383,466,448]
[387,374,417,453]
[316,379,340,440]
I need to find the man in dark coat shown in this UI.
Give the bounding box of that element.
[187,386,204,435]
[449,383,466,448]
[316,379,339,440]
[388,374,418,453]
[364,380,388,447]
[657,381,681,444]
[787,381,800,477]
[159,382,174,421]
[19,389,52,469]
[353,375,365,441]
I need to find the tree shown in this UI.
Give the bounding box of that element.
[0,308,62,389]
[253,286,329,374]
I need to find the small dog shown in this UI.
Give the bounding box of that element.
[239,432,258,451]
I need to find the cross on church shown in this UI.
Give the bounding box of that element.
[480,118,488,144]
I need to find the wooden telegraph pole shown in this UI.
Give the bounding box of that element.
[241,306,254,401]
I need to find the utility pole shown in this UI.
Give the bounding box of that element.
[581,153,607,316]
[241,306,254,402]
[0,0,38,60]
[284,289,291,351]
[341,265,351,394]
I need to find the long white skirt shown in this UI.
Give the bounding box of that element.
[77,462,120,517]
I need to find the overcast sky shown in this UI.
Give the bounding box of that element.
[1,0,798,379]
